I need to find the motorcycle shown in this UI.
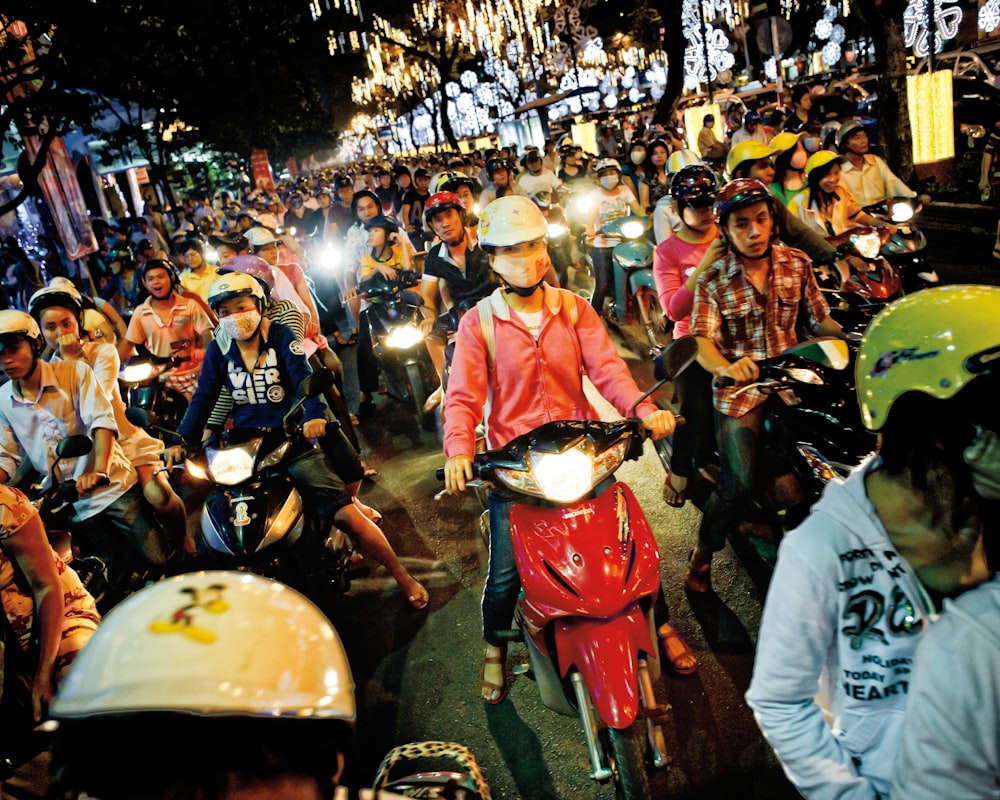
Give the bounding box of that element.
[822,225,903,333]
[437,337,700,800]
[531,190,574,291]
[169,371,355,607]
[600,215,670,348]
[359,269,440,432]
[370,740,493,799]
[863,197,939,292]
[118,353,191,441]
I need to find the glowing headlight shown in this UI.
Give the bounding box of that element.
[384,324,424,349]
[120,362,156,383]
[320,245,340,272]
[258,440,290,470]
[784,367,824,385]
[185,459,209,481]
[547,223,568,239]
[620,220,645,239]
[207,444,257,485]
[850,232,881,260]
[890,202,914,223]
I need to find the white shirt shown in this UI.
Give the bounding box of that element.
[839,154,916,209]
[0,359,135,520]
[517,169,562,198]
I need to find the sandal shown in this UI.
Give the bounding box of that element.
[333,330,357,347]
[662,470,688,508]
[480,645,509,704]
[407,584,430,611]
[683,549,712,593]
[658,623,698,676]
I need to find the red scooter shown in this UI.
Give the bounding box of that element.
[440,338,698,800]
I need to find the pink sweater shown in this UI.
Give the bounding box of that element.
[443,285,657,459]
[651,235,715,339]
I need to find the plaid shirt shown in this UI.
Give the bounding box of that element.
[690,245,830,418]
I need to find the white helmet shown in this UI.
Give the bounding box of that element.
[594,157,622,173]
[477,195,548,250]
[208,271,267,313]
[50,571,356,722]
[666,148,703,174]
[0,309,42,345]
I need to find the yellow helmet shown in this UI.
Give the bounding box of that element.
[769,131,801,153]
[51,571,356,721]
[804,149,843,178]
[726,140,778,176]
[856,285,1000,431]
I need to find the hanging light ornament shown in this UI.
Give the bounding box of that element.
[980,0,1000,33]
[903,0,963,57]
[681,0,736,90]
[813,5,846,67]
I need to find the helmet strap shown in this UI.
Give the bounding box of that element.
[500,276,544,297]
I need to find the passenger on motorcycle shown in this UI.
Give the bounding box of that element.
[516,150,561,198]
[748,285,998,800]
[29,287,191,554]
[652,165,722,511]
[177,237,219,304]
[430,170,480,224]
[418,192,496,412]
[836,120,920,209]
[168,277,428,610]
[118,259,214,401]
[48,571,364,800]
[0,310,179,570]
[443,195,675,703]
[479,159,528,207]
[686,179,845,593]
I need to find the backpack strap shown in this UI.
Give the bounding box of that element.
[476,295,495,369]
[557,288,583,373]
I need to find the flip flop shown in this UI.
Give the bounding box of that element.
[662,470,688,508]
[480,646,508,704]
[407,584,429,610]
[658,623,698,676]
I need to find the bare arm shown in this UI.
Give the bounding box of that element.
[94,297,127,341]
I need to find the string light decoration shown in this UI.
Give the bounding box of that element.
[813,4,846,67]
[903,0,963,57]
[980,0,1000,34]
[907,69,954,163]
[681,0,736,90]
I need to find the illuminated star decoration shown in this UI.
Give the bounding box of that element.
[980,0,1000,33]
[903,0,963,57]
[681,0,736,90]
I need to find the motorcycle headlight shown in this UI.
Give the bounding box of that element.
[319,245,341,272]
[185,459,209,481]
[206,442,258,485]
[783,367,824,385]
[547,222,568,239]
[619,219,645,239]
[384,324,425,349]
[258,440,290,470]
[495,437,629,503]
[120,362,156,383]
[849,232,881,260]
[889,201,914,223]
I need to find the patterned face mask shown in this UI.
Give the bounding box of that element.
[219,309,261,341]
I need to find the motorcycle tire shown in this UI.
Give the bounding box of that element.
[641,290,671,349]
[603,724,652,800]
[405,361,437,432]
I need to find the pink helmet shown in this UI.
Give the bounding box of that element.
[224,255,275,290]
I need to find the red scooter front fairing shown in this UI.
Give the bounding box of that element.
[510,482,660,727]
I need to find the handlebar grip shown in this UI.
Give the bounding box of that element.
[436,467,445,481]
[96,476,111,488]
[714,375,735,388]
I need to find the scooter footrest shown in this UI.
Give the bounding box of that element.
[639,703,672,726]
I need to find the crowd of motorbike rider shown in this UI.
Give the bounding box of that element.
[0,94,998,798]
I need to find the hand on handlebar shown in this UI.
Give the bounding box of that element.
[165,445,185,470]
[76,472,110,495]
[375,264,398,281]
[444,455,474,494]
[303,418,327,440]
[420,316,435,336]
[640,409,676,441]
[715,357,759,387]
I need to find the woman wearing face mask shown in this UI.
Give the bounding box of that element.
[167,274,429,610]
[585,158,645,318]
[443,196,676,703]
[769,131,813,208]
[621,139,647,200]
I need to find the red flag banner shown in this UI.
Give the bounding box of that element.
[251,149,276,193]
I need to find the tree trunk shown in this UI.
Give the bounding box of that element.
[652,0,686,127]
[854,0,914,182]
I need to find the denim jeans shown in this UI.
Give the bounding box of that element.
[696,403,767,552]
[589,246,615,315]
[671,362,716,480]
[77,484,174,567]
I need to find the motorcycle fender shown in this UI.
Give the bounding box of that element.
[202,484,301,557]
[552,608,654,729]
[628,267,657,293]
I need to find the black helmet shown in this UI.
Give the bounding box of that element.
[363,215,399,236]
[670,165,720,209]
[486,158,511,177]
[138,258,180,289]
[107,246,135,269]
[714,179,775,226]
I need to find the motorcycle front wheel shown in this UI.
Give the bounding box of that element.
[602,724,652,800]
[405,361,438,432]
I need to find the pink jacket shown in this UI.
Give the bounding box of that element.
[443,284,657,459]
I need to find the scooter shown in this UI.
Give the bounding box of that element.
[170,371,355,607]
[359,269,440,431]
[863,197,939,292]
[822,225,903,333]
[370,740,492,799]
[600,215,670,348]
[437,337,700,800]
[118,353,191,442]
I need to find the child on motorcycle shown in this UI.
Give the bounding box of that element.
[747,285,998,799]
[168,275,428,610]
[443,196,675,703]
[28,286,192,554]
[117,259,214,401]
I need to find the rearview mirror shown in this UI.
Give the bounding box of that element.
[125,407,152,429]
[299,369,336,399]
[55,435,93,460]
[654,336,699,382]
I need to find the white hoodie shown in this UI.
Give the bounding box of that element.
[746,457,935,800]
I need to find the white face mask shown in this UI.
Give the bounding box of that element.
[599,175,620,191]
[219,308,262,341]
[492,249,549,292]
[630,151,646,165]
